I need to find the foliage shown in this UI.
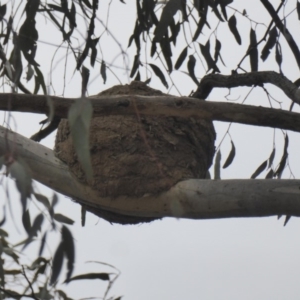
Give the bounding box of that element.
[0,0,298,298]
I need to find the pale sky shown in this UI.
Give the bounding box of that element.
[2,1,300,299]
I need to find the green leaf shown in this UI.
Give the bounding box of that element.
[261,27,277,61]
[50,242,64,285]
[228,15,241,45]
[175,46,188,70]
[66,272,110,283]
[187,55,198,85]
[68,99,93,180]
[9,159,32,212]
[268,148,276,168]
[149,64,168,88]
[62,226,75,281]
[248,28,258,72]
[81,66,90,97]
[223,141,236,169]
[22,210,31,234]
[130,54,140,78]
[0,4,7,22]
[39,232,47,256]
[54,213,74,225]
[34,193,50,209]
[100,60,107,84]
[154,0,182,42]
[251,160,268,179]
[81,206,86,227]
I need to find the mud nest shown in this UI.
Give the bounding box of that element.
[55,81,216,224]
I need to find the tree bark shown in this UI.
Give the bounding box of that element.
[1,125,300,221]
[1,93,300,132]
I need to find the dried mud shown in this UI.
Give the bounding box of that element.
[55,81,215,224]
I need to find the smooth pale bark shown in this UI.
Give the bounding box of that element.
[0,125,300,220]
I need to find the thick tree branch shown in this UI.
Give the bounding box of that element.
[193,71,300,102]
[1,89,300,132]
[1,126,300,221]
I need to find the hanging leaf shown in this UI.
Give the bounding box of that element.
[228,15,241,45]
[251,160,268,179]
[30,214,44,237]
[214,39,221,62]
[187,55,198,85]
[50,242,64,285]
[275,42,282,73]
[130,54,140,78]
[297,1,300,20]
[0,4,6,22]
[54,214,74,225]
[268,148,276,168]
[100,60,107,84]
[154,0,182,42]
[68,99,93,180]
[9,160,32,212]
[199,41,220,72]
[274,153,288,178]
[283,133,289,155]
[160,36,173,73]
[193,3,208,41]
[175,46,188,70]
[34,193,50,210]
[26,64,34,82]
[81,206,86,227]
[284,215,291,226]
[22,210,31,235]
[223,140,236,169]
[149,64,168,88]
[81,66,90,97]
[39,232,47,256]
[248,28,258,72]
[214,150,221,180]
[265,168,274,179]
[66,272,110,283]
[261,27,277,61]
[62,226,75,282]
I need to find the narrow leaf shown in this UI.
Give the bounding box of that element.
[54,214,74,225]
[228,15,241,45]
[187,55,198,85]
[284,215,291,226]
[149,64,168,88]
[100,60,107,84]
[248,28,258,72]
[50,242,64,285]
[130,54,140,78]
[66,272,110,283]
[265,168,274,179]
[251,160,267,179]
[175,47,188,70]
[261,27,277,61]
[223,141,236,169]
[297,1,300,20]
[268,148,275,168]
[68,99,93,180]
[39,232,47,256]
[154,0,182,42]
[62,226,75,281]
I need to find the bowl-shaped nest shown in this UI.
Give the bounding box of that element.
[55,81,215,224]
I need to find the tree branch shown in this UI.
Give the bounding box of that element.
[193,71,300,102]
[1,125,300,222]
[1,86,300,132]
